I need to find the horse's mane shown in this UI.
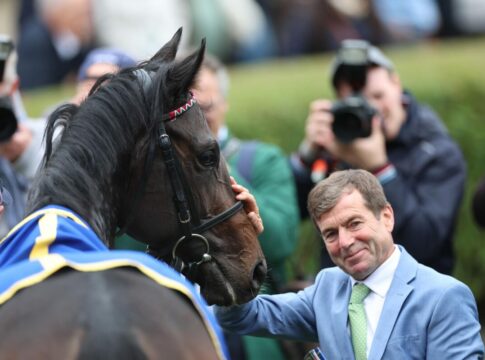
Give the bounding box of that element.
[26,44,204,244]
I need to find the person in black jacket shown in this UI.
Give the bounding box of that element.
[290,40,466,275]
[472,175,485,229]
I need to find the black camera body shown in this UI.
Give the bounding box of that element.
[0,35,18,143]
[331,94,376,143]
[330,40,379,143]
[0,96,17,142]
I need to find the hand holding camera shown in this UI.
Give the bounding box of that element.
[300,39,392,171]
[304,99,334,150]
[302,97,387,171]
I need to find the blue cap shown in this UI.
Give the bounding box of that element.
[78,48,137,81]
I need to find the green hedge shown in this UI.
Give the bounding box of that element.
[23,37,485,319]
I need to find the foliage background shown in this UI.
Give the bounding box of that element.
[23,37,485,322]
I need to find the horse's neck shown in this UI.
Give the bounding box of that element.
[27,152,121,246]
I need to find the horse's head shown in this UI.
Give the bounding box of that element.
[28,28,266,305]
[116,29,267,305]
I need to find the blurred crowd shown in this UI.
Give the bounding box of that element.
[1,0,485,90]
[1,0,485,358]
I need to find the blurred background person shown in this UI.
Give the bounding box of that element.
[471,175,485,229]
[17,0,94,90]
[290,39,466,275]
[192,53,300,360]
[189,0,277,63]
[70,47,137,105]
[91,0,192,60]
[372,0,442,43]
[16,0,188,90]
[0,35,46,237]
[275,0,390,57]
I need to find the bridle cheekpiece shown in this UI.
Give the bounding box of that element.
[133,69,243,276]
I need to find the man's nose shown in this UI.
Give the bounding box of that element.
[338,228,354,248]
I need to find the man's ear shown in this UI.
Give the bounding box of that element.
[390,72,401,88]
[382,203,395,233]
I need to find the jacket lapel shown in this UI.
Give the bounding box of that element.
[333,278,356,358]
[368,247,417,360]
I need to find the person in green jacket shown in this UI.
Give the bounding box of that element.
[191,54,300,360]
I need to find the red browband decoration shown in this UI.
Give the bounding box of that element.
[163,93,197,122]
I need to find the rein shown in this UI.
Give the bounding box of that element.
[129,69,243,275]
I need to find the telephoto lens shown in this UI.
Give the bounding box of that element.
[0,96,17,142]
[331,95,376,143]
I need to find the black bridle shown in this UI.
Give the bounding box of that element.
[132,69,243,274]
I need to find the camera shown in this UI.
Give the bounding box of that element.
[331,95,376,143]
[0,35,17,143]
[330,40,378,143]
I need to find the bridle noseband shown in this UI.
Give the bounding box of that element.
[132,68,243,275]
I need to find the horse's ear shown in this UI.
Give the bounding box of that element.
[169,38,206,93]
[150,27,183,62]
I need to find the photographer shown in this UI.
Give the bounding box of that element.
[0,35,46,237]
[290,40,466,275]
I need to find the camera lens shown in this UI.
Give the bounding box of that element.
[0,96,18,142]
[332,111,365,143]
[331,95,375,143]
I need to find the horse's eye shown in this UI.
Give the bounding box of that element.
[198,149,218,167]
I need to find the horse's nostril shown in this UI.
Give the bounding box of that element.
[251,260,267,290]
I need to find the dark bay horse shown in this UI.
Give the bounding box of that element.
[0,29,266,359]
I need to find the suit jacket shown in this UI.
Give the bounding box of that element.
[215,246,484,359]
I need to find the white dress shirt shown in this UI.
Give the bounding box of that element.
[350,245,401,356]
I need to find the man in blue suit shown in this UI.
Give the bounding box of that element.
[215,169,484,359]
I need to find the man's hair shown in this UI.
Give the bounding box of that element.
[200,53,230,99]
[307,169,388,223]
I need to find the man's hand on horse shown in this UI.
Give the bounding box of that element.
[230,177,264,235]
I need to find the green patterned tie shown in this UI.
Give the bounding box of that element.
[349,283,371,360]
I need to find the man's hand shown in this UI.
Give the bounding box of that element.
[303,98,388,170]
[230,177,264,235]
[304,99,334,150]
[0,124,32,163]
[329,116,388,170]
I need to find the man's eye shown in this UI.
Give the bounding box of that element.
[349,221,361,229]
[323,232,337,243]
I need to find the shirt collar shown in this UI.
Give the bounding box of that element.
[351,245,401,298]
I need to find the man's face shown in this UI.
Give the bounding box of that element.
[316,189,395,280]
[73,63,120,105]
[338,67,405,140]
[192,68,228,137]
